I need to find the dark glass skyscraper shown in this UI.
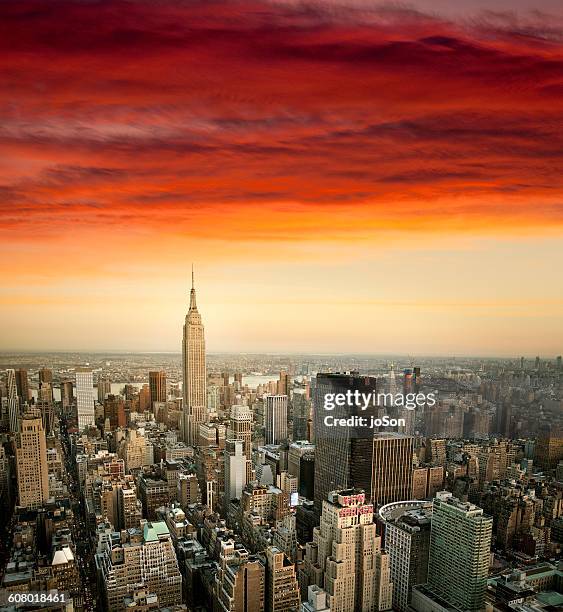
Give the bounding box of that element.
[313,373,378,512]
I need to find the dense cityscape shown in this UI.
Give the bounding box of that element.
[0,278,561,612]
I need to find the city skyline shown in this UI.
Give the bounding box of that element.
[1,2,562,610]
[1,0,563,354]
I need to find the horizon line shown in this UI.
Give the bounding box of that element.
[0,349,560,360]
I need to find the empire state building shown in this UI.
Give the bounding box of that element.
[182,269,207,444]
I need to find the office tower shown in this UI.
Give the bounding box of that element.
[413,492,492,612]
[380,501,432,612]
[371,433,413,507]
[15,410,49,509]
[301,586,330,612]
[95,521,182,611]
[292,389,311,441]
[138,383,151,413]
[7,397,20,433]
[182,269,207,445]
[6,368,17,401]
[76,368,95,430]
[229,404,252,455]
[534,428,563,471]
[265,395,288,445]
[6,369,20,433]
[104,394,126,429]
[39,367,53,386]
[39,368,54,404]
[37,399,55,435]
[288,441,315,500]
[234,371,243,385]
[149,370,167,407]
[60,379,74,411]
[278,370,290,396]
[535,355,541,369]
[307,489,392,612]
[265,546,301,612]
[495,402,512,438]
[14,369,29,404]
[224,440,247,511]
[97,376,111,403]
[557,355,562,370]
[313,373,379,512]
[216,547,265,612]
[229,404,254,482]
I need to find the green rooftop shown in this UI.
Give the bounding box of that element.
[143,521,170,542]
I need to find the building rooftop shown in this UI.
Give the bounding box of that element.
[143,521,170,542]
[52,547,74,565]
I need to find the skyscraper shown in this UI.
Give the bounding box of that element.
[149,370,167,408]
[95,521,182,610]
[39,368,54,404]
[265,546,301,612]
[182,268,207,445]
[76,368,95,430]
[412,492,492,612]
[14,369,29,404]
[60,379,74,412]
[292,389,311,441]
[6,368,20,433]
[313,373,379,512]
[303,489,393,612]
[224,439,248,511]
[278,370,290,396]
[216,547,265,612]
[39,367,53,386]
[15,409,49,509]
[97,376,112,403]
[371,433,414,507]
[6,368,17,401]
[229,404,254,482]
[380,501,432,612]
[264,394,288,445]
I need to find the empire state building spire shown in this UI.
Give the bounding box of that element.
[190,264,197,311]
[182,267,207,444]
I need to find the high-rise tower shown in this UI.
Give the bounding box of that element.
[302,489,393,612]
[313,373,379,512]
[16,409,49,509]
[182,267,207,444]
[412,492,492,612]
[76,368,95,430]
[149,370,167,408]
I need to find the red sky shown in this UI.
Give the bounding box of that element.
[1,0,562,354]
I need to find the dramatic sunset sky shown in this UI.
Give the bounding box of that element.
[1,0,563,355]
